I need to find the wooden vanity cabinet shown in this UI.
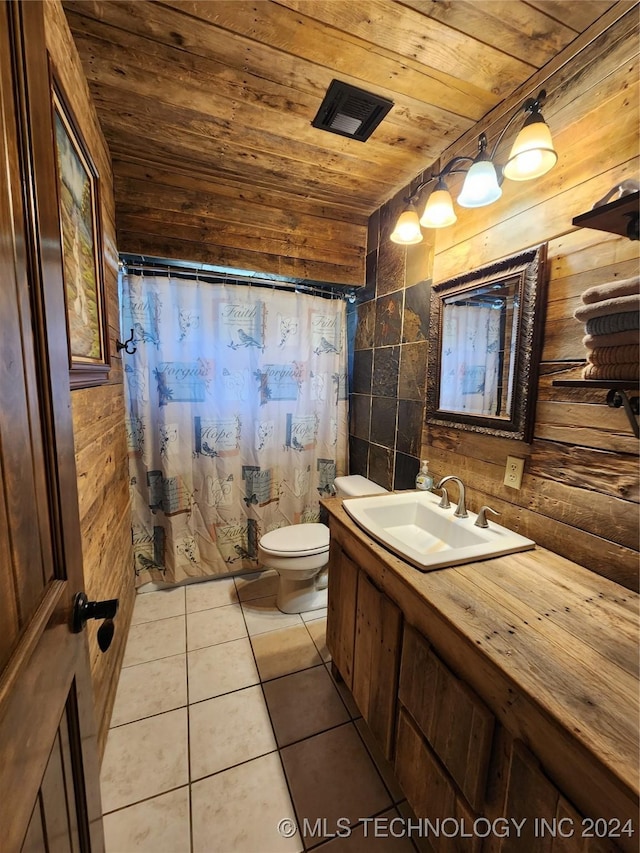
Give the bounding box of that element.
[325,509,633,853]
[397,625,624,853]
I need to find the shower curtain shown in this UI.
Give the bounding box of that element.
[121,273,348,586]
[439,303,502,415]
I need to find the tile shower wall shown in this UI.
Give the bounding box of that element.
[348,185,435,491]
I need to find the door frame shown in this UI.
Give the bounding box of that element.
[0,1,103,848]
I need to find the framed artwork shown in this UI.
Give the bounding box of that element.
[52,76,110,389]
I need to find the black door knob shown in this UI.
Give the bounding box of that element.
[72,592,119,652]
[97,619,116,652]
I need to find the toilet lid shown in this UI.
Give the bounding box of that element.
[259,523,330,557]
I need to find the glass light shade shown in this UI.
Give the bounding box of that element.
[420,188,457,228]
[457,160,502,208]
[390,206,423,244]
[502,118,557,181]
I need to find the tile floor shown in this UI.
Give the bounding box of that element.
[101,570,421,853]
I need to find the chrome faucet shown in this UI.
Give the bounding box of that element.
[435,476,467,518]
[435,485,450,509]
[475,506,501,528]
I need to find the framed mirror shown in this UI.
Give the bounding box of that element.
[426,244,547,442]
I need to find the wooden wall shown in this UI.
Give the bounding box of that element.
[423,6,639,590]
[111,159,368,286]
[44,0,134,758]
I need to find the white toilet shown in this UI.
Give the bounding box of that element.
[257,475,387,614]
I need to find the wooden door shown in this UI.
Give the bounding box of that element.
[0,2,104,850]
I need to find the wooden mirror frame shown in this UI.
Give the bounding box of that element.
[426,244,548,443]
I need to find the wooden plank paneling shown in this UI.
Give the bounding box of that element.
[326,541,359,687]
[63,0,615,288]
[394,707,483,852]
[399,625,495,812]
[64,3,474,162]
[353,571,402,758]
[112,158,367,224]
[401,1,615,63]
[419,9,639,589]
[395,707,455,821]
[273,0,537,94]
[161,0,513,111]
[118,232,363,285]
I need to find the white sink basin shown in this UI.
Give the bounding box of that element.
[343,489,535,571]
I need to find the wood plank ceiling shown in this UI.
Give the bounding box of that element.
[63,0,616,285]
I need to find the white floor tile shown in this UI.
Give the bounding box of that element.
[235,569,279,601]
[306,617,331,662]
[188,637,259,704]
[111,654,187,727]
[186,576,238,612]
[130,587,185,627]
[191,752,302,853]
[355,718,405,803]
[122,616,186,668]
[301,607,328,623]
[103,786,190,852]
[251,623,324,682]
[100,708,188,814]
[186,603,247,651]
[189,684,276,780]
[242,595,303,636]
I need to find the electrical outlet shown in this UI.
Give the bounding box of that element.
[504,455,525,489]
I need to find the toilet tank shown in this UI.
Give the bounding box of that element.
[334,475,388,497]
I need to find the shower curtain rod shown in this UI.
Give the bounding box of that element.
[118,257,357,302]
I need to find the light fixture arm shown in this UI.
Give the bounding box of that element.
[408,88,547,203]
[406,156,474,204]
[486,89,548,162]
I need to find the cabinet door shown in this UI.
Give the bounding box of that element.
[399,625,494,812]
[395,708,481,853]
[352,571,403,759]
[499,741,623,853]
[326,540,359,688]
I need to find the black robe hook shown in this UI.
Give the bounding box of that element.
[116,328,137,355]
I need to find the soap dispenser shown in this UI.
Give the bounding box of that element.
[415,460,434,491]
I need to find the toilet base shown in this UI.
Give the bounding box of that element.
[276,574,328,614]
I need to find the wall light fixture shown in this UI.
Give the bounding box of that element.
[390,90,557,245]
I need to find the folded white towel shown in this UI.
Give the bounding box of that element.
[583,329,639,349]
[581,276,639,305]
[574,293,640,322]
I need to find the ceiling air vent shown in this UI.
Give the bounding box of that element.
[311,79,393,142]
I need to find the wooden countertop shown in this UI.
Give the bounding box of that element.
[322,496,640,807]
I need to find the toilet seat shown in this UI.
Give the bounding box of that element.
[259,523,329,558]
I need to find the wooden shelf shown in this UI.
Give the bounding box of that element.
[552,379,640,390]
[572,191,639,240]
